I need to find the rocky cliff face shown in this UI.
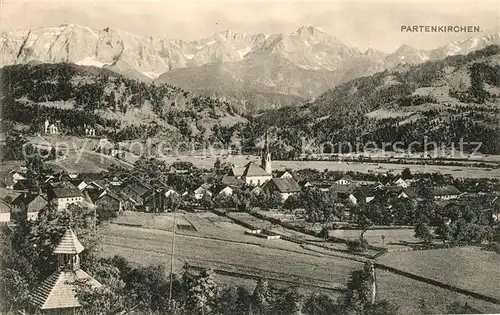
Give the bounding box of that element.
[2,24,498,111]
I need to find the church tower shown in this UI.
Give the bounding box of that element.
[261,130,272,174]
[29,228,101,313]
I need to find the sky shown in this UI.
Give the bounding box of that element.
[1,0,499,53]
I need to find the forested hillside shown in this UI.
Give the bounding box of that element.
[241,45,500,155]
[0,63,245,142]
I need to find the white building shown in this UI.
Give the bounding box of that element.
[48,182,84,211]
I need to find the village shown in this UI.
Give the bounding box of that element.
[1,127,500,313]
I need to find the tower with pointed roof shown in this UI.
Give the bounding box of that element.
[30,228,101,314]
[261,130,272,175]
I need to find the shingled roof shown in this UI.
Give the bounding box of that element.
[265,178,301,193]
[242,162,270,177]
[30,269,101,310]
[50,181,83,199]
[54,229,84,254]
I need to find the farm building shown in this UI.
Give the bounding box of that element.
[262,178,301,201]
[10,193,47,223]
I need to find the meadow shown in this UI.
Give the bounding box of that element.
[329,228,437,250]
[377,247,500,300]
[99,218,500,314]
[100,222,361,290]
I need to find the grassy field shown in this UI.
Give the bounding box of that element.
[45,151,132,173]
[329,228,438,250]
[99,219,500,314]
[100,223,362,290]
[377,247,500,300]
[376,269,500,314]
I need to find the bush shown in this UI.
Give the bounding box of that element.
[346,237,369,252]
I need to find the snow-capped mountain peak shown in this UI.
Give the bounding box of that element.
[1,24,498,81]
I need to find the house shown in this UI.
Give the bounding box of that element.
[12,179,28,191]
[430,185,461,201]
[330,183,356,201]
[275,170,293,179]
[44,119,60,135]
[48,182,84,211]
[0,200,11,223]
[228,166,244,178]
[310,180,335,192]
[394,178,410,188]
[29,228,101,314]
[335,177,353,186]
[110,177,122,186]
[217,186,234,196]
[10,193,47,223]
[70,179,88,191]
[351,186,376,205]
[262,178,301,201]
[121,182,152,206]
[298,180,313,188]
[194,183,213,200]
[94,190,123,212]
[398,187,419,200]
[84,125,96,137]
[221,175,245,187]
[169,163,192,174]
[241,162,272,186]
[9,170,26,181]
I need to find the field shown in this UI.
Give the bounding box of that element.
[329,228,439,250]
[375,269,500,314]
[45,151,132,173]
[101,223,361,291]
[100,212,500,313]
[377,247,500,301]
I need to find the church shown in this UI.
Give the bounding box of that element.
[228,131,273,186]
[241,132,273,186]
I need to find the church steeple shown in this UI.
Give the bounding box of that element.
[261,130,272,174]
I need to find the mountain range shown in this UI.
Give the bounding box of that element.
[1,24,499,111]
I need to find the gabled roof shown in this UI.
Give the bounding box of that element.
[12,194,47,212]
[330,183,355,194]
[221,175,244,187]
[50,182,83,198]
[194,183,212,194]
[265,178,301,193]
[399,187,418,199]
[12,193,36,206]
[229,166,244,177]
[124,182,151,197]
[54,229,84,254]
[242,162,270,177]
[30,269,101,310]
[276,170,293,178]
